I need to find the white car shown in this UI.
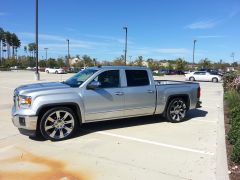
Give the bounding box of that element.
[45,68,65,74]
[185,71,222,82]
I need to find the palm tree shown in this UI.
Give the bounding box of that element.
[28,43,36,58]
[4,31,12,59]
[176,58,187,70]
[199,58,212,69]
[0,27,4,64]
[24,46,28,56]
[11,33,21,59]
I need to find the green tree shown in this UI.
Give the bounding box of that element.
[199,58,212,69]
[57,58,66,67]
[11,33,21,58]
[134,56,144,66]
[0,27,4,64]
[28,43,37,58]
[175,58,187,70]
[167,62,173,70]
[39,60,47,67]
[24,46,28,56]
[5,31,12,59]
[112,55,125,66]
[47,58,57,68]
[82,55,94,67]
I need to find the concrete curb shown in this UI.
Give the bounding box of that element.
[216,88,229,180]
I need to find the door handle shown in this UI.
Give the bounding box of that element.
[114,92,124,96]
[147,90,154,94]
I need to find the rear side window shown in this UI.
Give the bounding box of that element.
[125,70,149,87]
[194,72,206,75]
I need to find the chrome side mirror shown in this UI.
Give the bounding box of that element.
[87,81,101,90]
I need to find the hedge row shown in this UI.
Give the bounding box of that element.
[224,73,240,163]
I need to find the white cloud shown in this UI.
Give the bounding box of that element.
[185,19,220,29]
[0,12,6,16]
[83,34,134,44]
[153,48,190,54]
[196,35,225,39]
[229,8,240,18]
[18,32,108,47]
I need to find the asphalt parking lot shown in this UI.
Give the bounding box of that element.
[0,71,228,180]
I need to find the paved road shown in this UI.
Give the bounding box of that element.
[0,71,228,180]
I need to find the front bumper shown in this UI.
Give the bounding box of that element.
[12,115,38,136]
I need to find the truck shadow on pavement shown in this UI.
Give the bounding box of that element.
[76,109,208,138]
[31,109,207,141]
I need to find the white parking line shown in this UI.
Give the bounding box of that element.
[0,144,16,153]
[95,131,215,156]
[1,86,14,89]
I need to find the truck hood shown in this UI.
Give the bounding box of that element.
[15,82,71,95]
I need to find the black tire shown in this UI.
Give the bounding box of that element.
[40,107,78,141]
[212,78,218,83]
[189,77,195,81]
[55,71,58,74]
[46,70,49,73]
[166,98,187,123]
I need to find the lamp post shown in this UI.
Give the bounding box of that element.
[231,52,235,62]
[123,26,128,65]
[66,39,70,67]
[44,48,48,61]
[35,0,40,80]
[192,40,197,70]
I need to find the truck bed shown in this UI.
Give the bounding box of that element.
[155,80,198,85]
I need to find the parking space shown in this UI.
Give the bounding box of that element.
[0,71,228,180]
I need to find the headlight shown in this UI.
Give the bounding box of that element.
[18,95,32,108]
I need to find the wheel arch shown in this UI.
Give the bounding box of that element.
[163,94,190,116]
[36,102,82,127]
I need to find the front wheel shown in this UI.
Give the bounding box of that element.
[189,77,195,81]
[212,78,218,83]
[55,71,58,74]
[166,98,187,123]
[40,107,78,141]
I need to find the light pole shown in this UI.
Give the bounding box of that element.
[44,48,48,61]
[192,40,197,70]
[231,52,235,62]
[66,39,70,67]
[35,0,40,80]
[123,26,128,65]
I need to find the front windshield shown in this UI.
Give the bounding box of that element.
[64,69,98,87]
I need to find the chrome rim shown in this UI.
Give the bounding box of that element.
[44,110,74,139]
[169,100,186,121]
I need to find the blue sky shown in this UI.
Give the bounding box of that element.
[0,0,240,63]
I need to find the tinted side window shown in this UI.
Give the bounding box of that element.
[126,70,149,87]
[94,70,120,88]
[194,72,200,75]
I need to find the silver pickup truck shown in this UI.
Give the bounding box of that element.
[12,66,201,141]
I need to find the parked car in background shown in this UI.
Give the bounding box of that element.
[10,66,18,70]
[26,67,33,70]
[45,67,65,74]
[200,69,223,77]
[185,71,222,82]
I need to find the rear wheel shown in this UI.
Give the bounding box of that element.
[166,98,187,123]
[55,71,58,74]
[40,107,78,141]
[212,78,218,83]
[46,70,49,73]
[189,77,195,81]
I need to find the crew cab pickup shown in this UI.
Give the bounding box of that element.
[12,66,201,141]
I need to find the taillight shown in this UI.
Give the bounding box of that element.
[197,87,201,98]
